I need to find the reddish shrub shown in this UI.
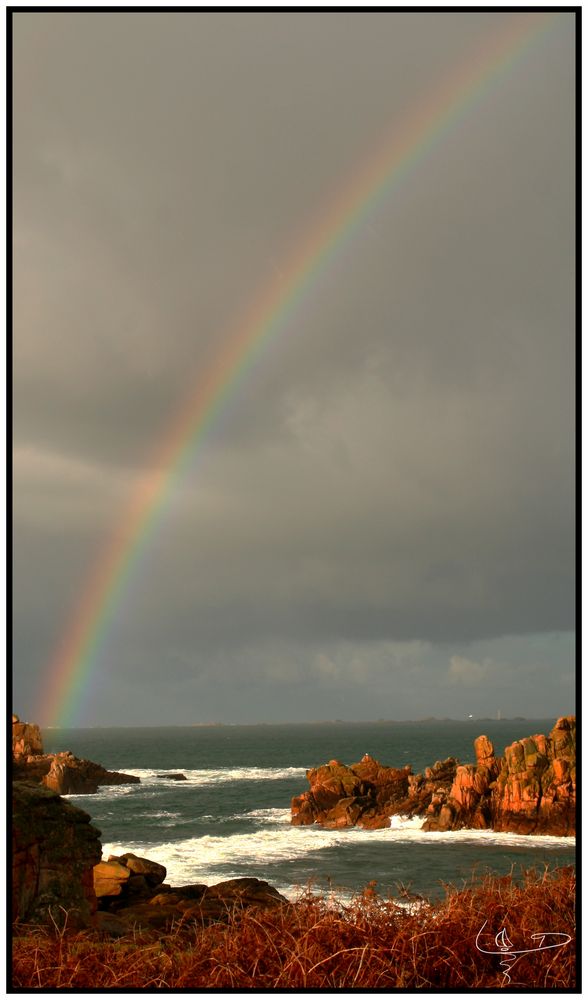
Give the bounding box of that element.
[11,866,576,990]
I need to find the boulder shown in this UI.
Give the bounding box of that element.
[93,911,134,937]
[12,781,102,927]
[93,854,167,904]
[167,883,207,899]
[157,773,188,781]
[550,715,575,760]
[95,869,288,935]
[12,755,52,785]
[290,796,317,825]
[126,874,151,897]
[357,810,393,830]
[117,853,167,886]
[93,860,131,898]
[203,877,286,909]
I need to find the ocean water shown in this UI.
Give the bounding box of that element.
[42,720,574,902]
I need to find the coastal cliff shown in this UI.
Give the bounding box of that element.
[11,714,138,927]
[12,781,102,927]
[291,717,575,836]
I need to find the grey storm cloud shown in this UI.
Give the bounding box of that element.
[12,11,575,724]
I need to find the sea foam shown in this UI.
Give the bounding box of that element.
[101,811,574,896]
[115,766,307,786]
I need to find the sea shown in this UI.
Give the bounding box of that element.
[42,720,575,903]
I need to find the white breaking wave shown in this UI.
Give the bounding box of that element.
[136,810,182,820]
[388,815,426,832]
[101,813,574,895]
[61,785,136,800]
[61,767,307,801]
[112,766,307,786]
[236,807,293,822]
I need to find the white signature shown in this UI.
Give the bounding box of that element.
[475,921,571,984]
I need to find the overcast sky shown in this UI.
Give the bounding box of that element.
[13,11,575,726]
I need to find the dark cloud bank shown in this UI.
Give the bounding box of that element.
[13,12,575,724]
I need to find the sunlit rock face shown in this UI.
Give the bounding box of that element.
[291,718,576,836]
[491,716,576,836]
[12,715,44,758]
[11,715,141,794]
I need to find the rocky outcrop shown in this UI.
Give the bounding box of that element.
[12,715,43,758]
[292,755,425,830]
[157,773,188,781]
[13,750,141,794]
[94,853,167,899]
[491,716,575,835]
[11,717,287,938]
[291,718,575,837]
[12,785,287,937]
[95,878,287,937]
[46,753,141,795]
[402,757,461,828]
[291,754,460,830]
[93,852,287,935]
[11,716,141,794]
[12,782,102,928]
[420,736,500,832]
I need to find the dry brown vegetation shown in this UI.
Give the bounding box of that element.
[12,866,575,990]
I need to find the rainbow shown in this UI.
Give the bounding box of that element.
[38,13,558,727]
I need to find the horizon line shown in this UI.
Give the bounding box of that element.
[37,714,569,730]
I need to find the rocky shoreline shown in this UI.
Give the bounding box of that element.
[290,716,575,836]
[12,776,288,936]
[12,715,575,939]
[12,715,141,794]
[12,715,289,936]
